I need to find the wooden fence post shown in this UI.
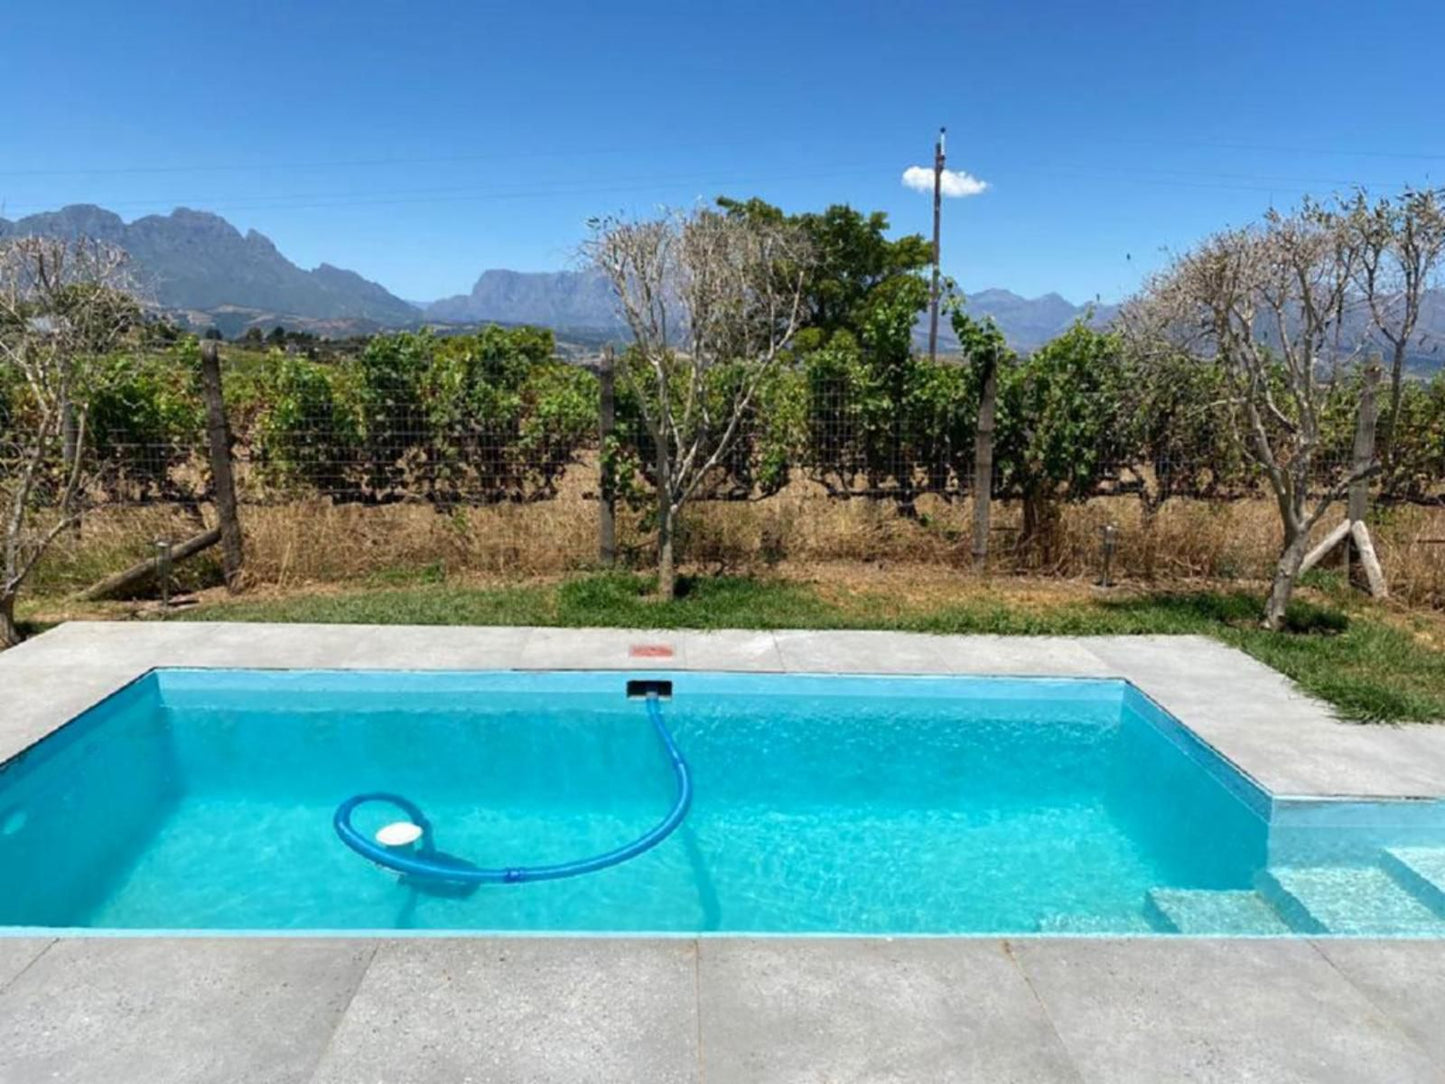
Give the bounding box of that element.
[1300,361,1387,597]
[1348,363,1388,597]
[598,347,617,568]
[61,398,80,535]
[970,347,998,571]
[199,339,244,590]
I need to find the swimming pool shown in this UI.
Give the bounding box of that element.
[2,668,1443,935]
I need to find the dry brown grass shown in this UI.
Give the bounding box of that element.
[26,476,1445,612]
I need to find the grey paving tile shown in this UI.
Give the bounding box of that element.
[1084,634,1252,676]
[340,624,531,669]
[519,626,690,669]
[1012,938,1441,1083]
[2,620,192,668]
[309,938,699,1084]
[1315,939,1445,1064]
[0,938,374,1084]
[697,939,1081,1084]
[1150,703,1445,798]
[939,635,1118,676]
[772,629,955,673]
[1089,634,1445,798]
[0,620,126,665]
[0,938,51,990]
[672,629,783,671]
[153,622,388,669]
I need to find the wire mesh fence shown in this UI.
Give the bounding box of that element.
[54,351,1393,514]
[6,334,1445,605]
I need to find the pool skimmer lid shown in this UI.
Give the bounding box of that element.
[375,821,424,848]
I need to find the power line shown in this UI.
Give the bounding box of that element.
[0,163,897,218]
[5,130,1442,183]
[5,154,1434,222]
[0,135,856,180]
[1087,134,1445,163]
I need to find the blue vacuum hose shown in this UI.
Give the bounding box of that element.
[333,695,691,884]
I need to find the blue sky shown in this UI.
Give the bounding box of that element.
[2,0,1441,304]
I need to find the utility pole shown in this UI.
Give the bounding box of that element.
[927,126,946,362]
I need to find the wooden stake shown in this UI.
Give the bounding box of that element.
[1351,519,1388,599]
[199,340,244,590]
[1296,364,1388,597]
[970,347,997,571]
[78,527,221,601]
[598,347,617,568]
[1299,519,1350,577]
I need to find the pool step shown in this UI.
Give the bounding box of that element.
[1143,889,1293,935]
[1257,865,1445,936]
[1380,848,1445,917]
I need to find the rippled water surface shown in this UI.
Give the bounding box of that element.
[0,669,1269,932]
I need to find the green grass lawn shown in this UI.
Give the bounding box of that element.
[166,571,1445,725]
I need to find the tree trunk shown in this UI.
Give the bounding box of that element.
[1263,532,1311,631]
[655,420,676,598]
[657,498,677,600]
[0,591,20,649]
[1379,339,1407,483]
[597,348,617,567]
[61,399,80,537]
[1019,486,1059,569]
[1020,490,1041,568]
[1138,486,1163,581]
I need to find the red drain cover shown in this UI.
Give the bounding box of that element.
[629,644,675,659]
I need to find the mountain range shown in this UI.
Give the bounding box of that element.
[0,204,1121,350]
[3,204,1438,370]
[0,205,418,337]
[421,271,1121,353]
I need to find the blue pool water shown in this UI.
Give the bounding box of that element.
[2,669,1442,934]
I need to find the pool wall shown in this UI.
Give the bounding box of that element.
[2,623,1444,937]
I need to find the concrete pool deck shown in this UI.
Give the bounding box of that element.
[3,621,1445,1082]
[6,621,1445,800]
[1,935,1444,1083]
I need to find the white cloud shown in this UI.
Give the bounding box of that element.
[901,165,988,198]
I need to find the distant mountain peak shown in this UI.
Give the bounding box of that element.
[426,267,620,329]
[956,289,1117,351]
[3,203,415,331]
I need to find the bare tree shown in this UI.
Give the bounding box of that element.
[0,236,137,646]
[587,208,810,598]
[1124,203,1377,629]
[1338,187,1445,477]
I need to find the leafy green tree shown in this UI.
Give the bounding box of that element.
[589,208,812,597]
[424,325,581,503]
[517,359,600,499]
[0,236,138,645]
[611,353,802,504]
[1369,372,1445,502]
[256,352,361,497]
[718,197,963,512]
[1119,349,1245,514]
[718,197,933,336]
[353,331,432,501]
[994,323,1129,563]
[87,351,205,502]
